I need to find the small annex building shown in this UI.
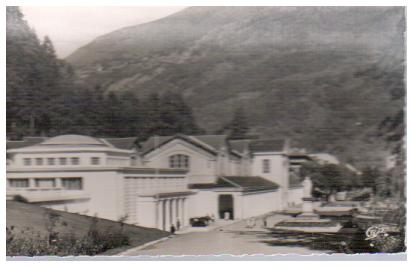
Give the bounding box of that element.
[139,134,292,220]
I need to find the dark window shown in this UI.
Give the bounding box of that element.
[71,157,80,165]
[59,157,67,165]
[9,179,29,188]
[61,178,82,190]
[90,157,100,165]
[35,178,56,188]
[169,154,190,169]
[23,158,31,166]
[35,158,43,166]
[47,158,55,165]
[262,159,271,173]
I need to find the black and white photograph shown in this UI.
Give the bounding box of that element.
[4,0,408,260]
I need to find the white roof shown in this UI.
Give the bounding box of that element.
[7,134,133,154]
[41,135,106,146]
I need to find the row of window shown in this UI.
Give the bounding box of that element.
[167,154,271,173]
[8,177,83,190]
[23,157,100,166]
[20,154,271,174]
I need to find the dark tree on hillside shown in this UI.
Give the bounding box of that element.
[46,85,103,136]
[7,6,42,136]
[7,7,76,137]
[42,36,56,58]
[118,91,141,137]
[159,92,202,135]
[100,92,124,137]
[376,109,405,199]
[218,107,250,139]
[7,7,205,140]
[360,167,381,192]
[137,92,203,141]
[137,93,162,142]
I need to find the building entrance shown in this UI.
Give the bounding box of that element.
[218,194,234,220]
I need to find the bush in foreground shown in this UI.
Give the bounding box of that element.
[7,211,129,256]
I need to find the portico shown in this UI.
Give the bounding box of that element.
[135,192,189,231]
[156,196,189,231]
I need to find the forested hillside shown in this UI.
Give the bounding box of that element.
[6,7,201,141]
[66,7,405,168]
[6,6,406,169]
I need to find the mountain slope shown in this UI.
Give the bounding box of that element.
[67,7,405,168]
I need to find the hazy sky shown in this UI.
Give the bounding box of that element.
[21,6,186,58]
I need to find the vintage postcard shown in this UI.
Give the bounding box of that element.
[5,1,407,260]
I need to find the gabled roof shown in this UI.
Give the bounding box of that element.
[140,135,229,156]
[249,139,285,153]
[104,137,137,150]
[140,136,173,154]
[140,135,287,157]
[189,176,279,192]
[192,135,228,151]
[229,139,251,154]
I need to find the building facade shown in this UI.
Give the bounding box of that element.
[6,135,191,231]
[6,134,310,230]
[139,135,295,219]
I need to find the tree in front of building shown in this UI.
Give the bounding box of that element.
[300,162,359,199]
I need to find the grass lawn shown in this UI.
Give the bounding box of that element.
[7,201,170,255]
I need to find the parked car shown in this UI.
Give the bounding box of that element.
[189,216,211,227]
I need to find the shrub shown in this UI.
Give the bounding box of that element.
[6,216,130,256]
[12,195,28,203]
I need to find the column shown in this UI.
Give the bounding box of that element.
[180,198,185,227]
[165,199,171,231]
[171,198,176,228]
[162,200,167,231]
[157,200,163,230]
[182,198,187,226]
[175,198,180,229]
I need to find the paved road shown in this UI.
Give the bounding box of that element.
[121,214,332,256]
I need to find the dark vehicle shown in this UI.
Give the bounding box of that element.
[189,216,211,227]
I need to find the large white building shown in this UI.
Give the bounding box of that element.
[6,134,305,230]
[6,135,191,231]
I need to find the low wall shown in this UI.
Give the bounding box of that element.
[240,189,281,218]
